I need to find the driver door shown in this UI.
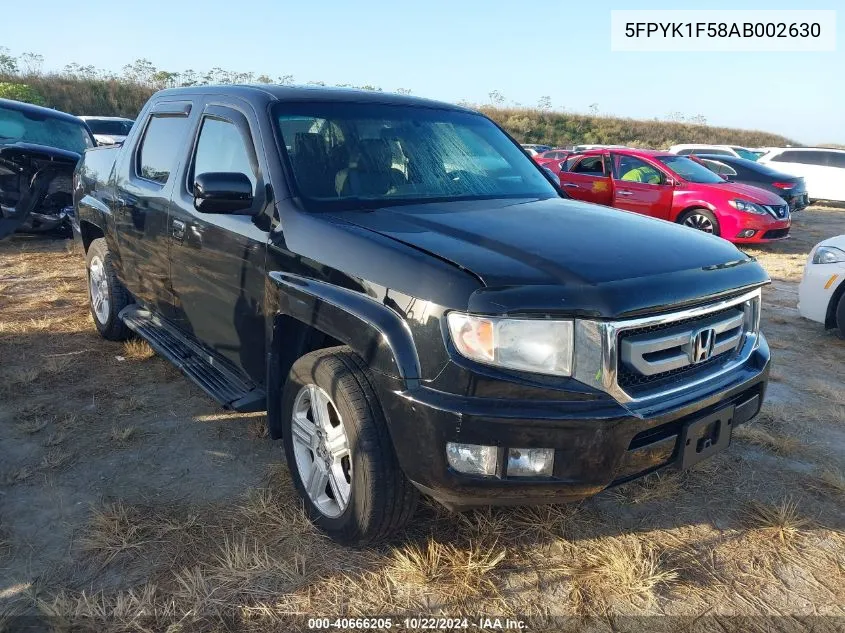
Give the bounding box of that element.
[610,154,673,220]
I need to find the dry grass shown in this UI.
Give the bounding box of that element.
[743,498,810,545]
[0,466,34,486]
[109,426,137,444]
[610,471,683,505]
[805,378,845,406]
[78,502,154,564]
[387,537,507,604]
[121,339,155,361]
[39,447,75,472]
[42,430,67,447]
[16,416,49,435]
[246,417,269,439]
[807,468,845,498]
[555,536,678,615]
[733,423,803,456]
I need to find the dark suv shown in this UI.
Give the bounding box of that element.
[73,86,770,544]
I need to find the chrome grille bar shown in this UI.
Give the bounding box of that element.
[620,309,745,377]
[572,288,763,406]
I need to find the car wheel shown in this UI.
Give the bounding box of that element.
[86,238,131,341]
[836,292,845,339]
[281,346,419,545]
[678,208,720,236]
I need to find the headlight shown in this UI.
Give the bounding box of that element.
[812,245,845,264]
[446,313,573,376]
[729,199,767,215]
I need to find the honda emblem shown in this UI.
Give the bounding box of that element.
[689,327,716,364]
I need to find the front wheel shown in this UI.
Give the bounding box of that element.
[678,208,720,236]
[281,347,419,545]
[86,238,131,341]
[835,292,845,339]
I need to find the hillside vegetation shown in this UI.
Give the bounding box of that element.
[0,48,797,149]
[480,106,796,150]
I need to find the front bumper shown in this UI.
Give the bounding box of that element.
[729,217,791,244]
[379,336,769,510]
[798,262,845,325]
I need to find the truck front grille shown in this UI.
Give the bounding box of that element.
[617,305,746,392]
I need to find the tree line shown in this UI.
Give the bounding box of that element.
[0,47,797,149]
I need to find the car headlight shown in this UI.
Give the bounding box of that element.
[812,245,845,264]
[446,313,573,376]
[729,199,768,215]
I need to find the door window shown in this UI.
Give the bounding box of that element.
[137,115,190,184]
[823,151,845,168]
[701,159,737,176]
[571,156,605,175]
[614,155,663,184]
[772,150,826,165]
[191,117,257,191]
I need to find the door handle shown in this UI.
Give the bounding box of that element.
[172,219,186,243]
[617,190,634,196]
[562,183,579,188]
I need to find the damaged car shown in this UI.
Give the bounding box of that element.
[0,98,95,239]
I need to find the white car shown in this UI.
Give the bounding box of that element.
[798,235,845,337]
[758,147,845,203]
[78,116,134,146]
[668,144,759,161]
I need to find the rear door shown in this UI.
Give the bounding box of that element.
[112,100,195,320]
[558,154,612,205]
[610,153,674,220]
[167,101,271,381]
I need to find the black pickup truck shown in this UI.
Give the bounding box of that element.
[74,86,771,544]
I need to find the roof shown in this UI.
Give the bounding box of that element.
[574,147,675,158]
[153,84,475,113]
[0,98,87,126]
[78,115,134,122]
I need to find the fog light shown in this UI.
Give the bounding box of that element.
[507,448,554,477]
[446,443,498,476]
[737,229,757,238]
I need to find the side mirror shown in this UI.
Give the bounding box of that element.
[664,176,677,187]
[193,172,254,214]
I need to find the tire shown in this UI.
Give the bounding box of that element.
[836,292,845,339]
[86,238,131,341]
[678,208,720,236]
[281,346,419,545]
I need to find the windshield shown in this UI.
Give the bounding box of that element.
[86,119,133,136]
[657,155,725,184]
[0,105,93,154]
[732,147,759,161]
[273,102,557,209]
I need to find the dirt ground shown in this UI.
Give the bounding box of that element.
[0,208,843,633]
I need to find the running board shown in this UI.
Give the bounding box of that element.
[119,306,266,412]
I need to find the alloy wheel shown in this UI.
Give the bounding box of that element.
[683,213,715,234]
[290,384,352,518]
[88,255,110,324]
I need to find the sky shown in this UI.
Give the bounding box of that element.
[3,0,843,144]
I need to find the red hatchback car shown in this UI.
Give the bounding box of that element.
[559,148,791,244]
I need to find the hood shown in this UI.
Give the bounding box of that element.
[330,197,769,318]
[694,181,786,205]
[0,141,81,164]
[818,234,845,251]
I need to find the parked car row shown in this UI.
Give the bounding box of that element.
[527,140,845,205]
[556,148,791,244]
